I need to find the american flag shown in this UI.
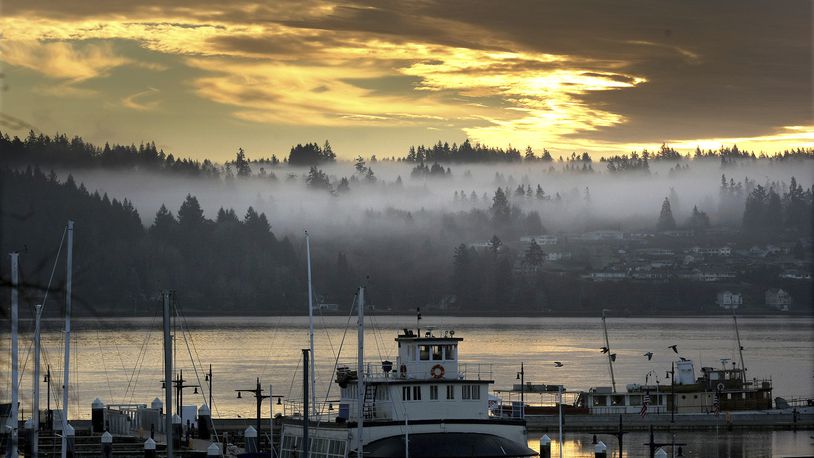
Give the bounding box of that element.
[713,392,720,416]
[640,393,650,417]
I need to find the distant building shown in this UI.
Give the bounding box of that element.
[779,270,812,280]
[584,271,628,281]
[574,230,624,241]
[690,246,732,256]
[520,234,558,245]
[716,291,742,310]
[765,289,792,312]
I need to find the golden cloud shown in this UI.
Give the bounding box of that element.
[0,40,131,82]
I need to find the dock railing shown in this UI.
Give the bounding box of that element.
[105,404,163,437]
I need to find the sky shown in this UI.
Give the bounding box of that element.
[0,0,812,161]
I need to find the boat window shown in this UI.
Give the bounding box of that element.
[629,395,642,406]
[462,384,481,400]
[402,386,411,401]
[592,395,607,406]
[611,395,625,406]
[432,346,443,360]
[430,385,439,400]
[413,386,422,400]
[419,345,430,360]
[443,345,456,360]
[446,385,455,400]
[376,388,389,401]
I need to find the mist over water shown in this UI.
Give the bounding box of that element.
[63,159,813,237]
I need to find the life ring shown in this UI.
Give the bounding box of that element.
[716,383,725,392]
[431,364,445,379]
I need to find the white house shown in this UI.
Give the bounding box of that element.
[765,289,792,312]
[716,291,742,310]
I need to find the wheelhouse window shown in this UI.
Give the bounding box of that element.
[430,385,439,400]
[432,345,443,360]
[402,386,411,401]
[443,345,456,360]
[446,385,455,400]
[419,345,430,360]
[413,386,422,400]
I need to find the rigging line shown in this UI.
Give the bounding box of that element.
[367,312,385,364]
[286,353,302,401]
[95,328,115,403]
[123,306,158,404]
[258,314,285,379]
[315,294,356,431]
[176,307,224,448]
[14,227,67,391]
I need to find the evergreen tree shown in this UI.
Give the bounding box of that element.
[523,239,545,267]
[687,205,710,231]
[657,197,676,231]
[491,187,511,224]
[306,166,332,191]
[178,194,205,228]
[234,148,252,176]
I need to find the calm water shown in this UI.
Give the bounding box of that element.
[2,316,813,456]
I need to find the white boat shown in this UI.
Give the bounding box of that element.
[278,321,537,457]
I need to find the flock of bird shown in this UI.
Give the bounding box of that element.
[551,344,681,367]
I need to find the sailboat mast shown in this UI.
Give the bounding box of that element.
[163,291,174,458]
[305,232,316,417]
[601,310,617,393]
[356,287,365,457]
[61,220,73,458]
[33,303,42,458]
[9,252,20,458]
[733,311,746,377]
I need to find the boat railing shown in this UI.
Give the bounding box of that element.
[105,404,163,437]
[459,363,493,380]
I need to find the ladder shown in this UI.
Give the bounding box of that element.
[363,384,378,419]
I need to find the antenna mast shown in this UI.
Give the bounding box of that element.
[305,232,316,417]
[732,310,746,377]
[601,309,617,392]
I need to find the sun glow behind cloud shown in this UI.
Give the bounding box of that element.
[0,1,810,158]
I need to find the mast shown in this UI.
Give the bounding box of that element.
[163,291,174,458]
[9,252,20,458]
[305,232,316,416]
[732,310,746,377]
[356,287,365,457]
[302,350,309,458]
[61,220,73,458]
[601,309,617,393]
[33,303,43,458]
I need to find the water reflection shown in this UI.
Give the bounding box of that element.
[526,430,814,457]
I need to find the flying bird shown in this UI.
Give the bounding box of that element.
[668,345,678,354]
[644,352,654,360]
[554,362,564,367]
[600,346,609,354]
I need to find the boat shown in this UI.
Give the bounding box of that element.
[576,358,773,415]
[278,288,537,458]
[576,310,772,416]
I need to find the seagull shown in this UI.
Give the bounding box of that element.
[644,352,654,360]
[610,353,617,362]
[600,346,609,354]
[668,345,678,354]
[554,362,564,367]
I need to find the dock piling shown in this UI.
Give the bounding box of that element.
[144,438,156,458]
[595,440,607,458]
[539,434,551,458]
[101,431,113,458]
[245,426,258,453]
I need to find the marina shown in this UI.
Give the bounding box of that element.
[2,312,813,456]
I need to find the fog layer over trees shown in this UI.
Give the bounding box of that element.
[2,132,812,316]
